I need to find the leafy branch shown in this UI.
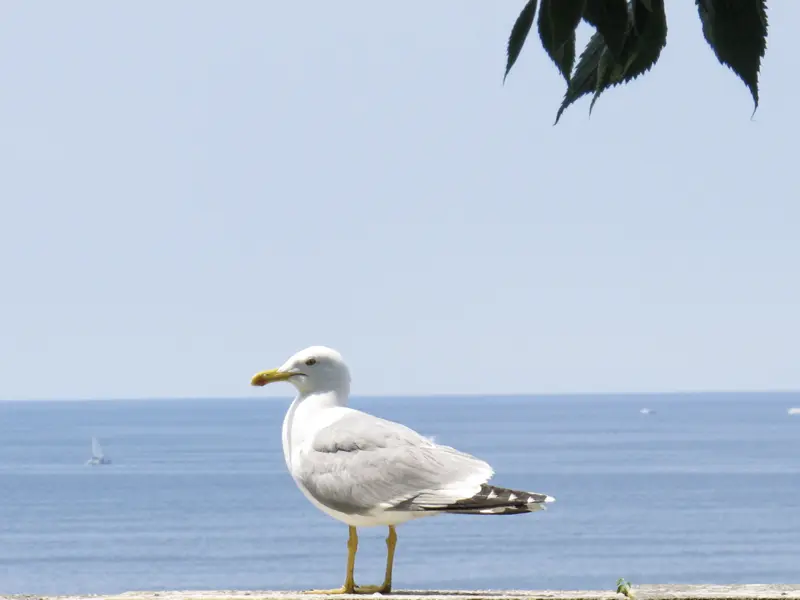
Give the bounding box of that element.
[504,0,768,123]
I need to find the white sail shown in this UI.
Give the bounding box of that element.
[91,437,104,459]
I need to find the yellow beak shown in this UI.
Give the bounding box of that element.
[250,369,296,387]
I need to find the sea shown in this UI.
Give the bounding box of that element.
[1,393,799,595]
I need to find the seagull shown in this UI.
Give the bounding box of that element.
[251,346,554,594]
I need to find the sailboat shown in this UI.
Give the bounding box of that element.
[86,437,112,465]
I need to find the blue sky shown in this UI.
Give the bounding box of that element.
[1,2,798,400]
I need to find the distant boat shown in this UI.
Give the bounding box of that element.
[640,408,656,415]
[86,437,112,465]
[789,408,800,416]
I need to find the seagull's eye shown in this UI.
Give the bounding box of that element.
[305,358,317,366]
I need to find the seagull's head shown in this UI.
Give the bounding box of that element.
[250,346,351,395]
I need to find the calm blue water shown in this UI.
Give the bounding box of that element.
[1,393,799,594]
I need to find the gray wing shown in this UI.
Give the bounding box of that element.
[294,411,494,516]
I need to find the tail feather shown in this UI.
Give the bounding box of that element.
[421,484,555,516]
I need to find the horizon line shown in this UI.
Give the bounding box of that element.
[2,388,800,402]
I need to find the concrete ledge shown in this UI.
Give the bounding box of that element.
[5,585,800,600]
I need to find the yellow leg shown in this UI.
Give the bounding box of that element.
[382,525,398,592]
[353,525,397,595]
[304,526,358,594]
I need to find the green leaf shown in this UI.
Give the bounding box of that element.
[696,0,768,112]
[504,0,539,82]
[582,0,629,58]
[590,0,667,112]
[554,30,606,123]
[537,0,586,82]
[555,0,666,123]
[623,0,668,78]
[590,46,620,114]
